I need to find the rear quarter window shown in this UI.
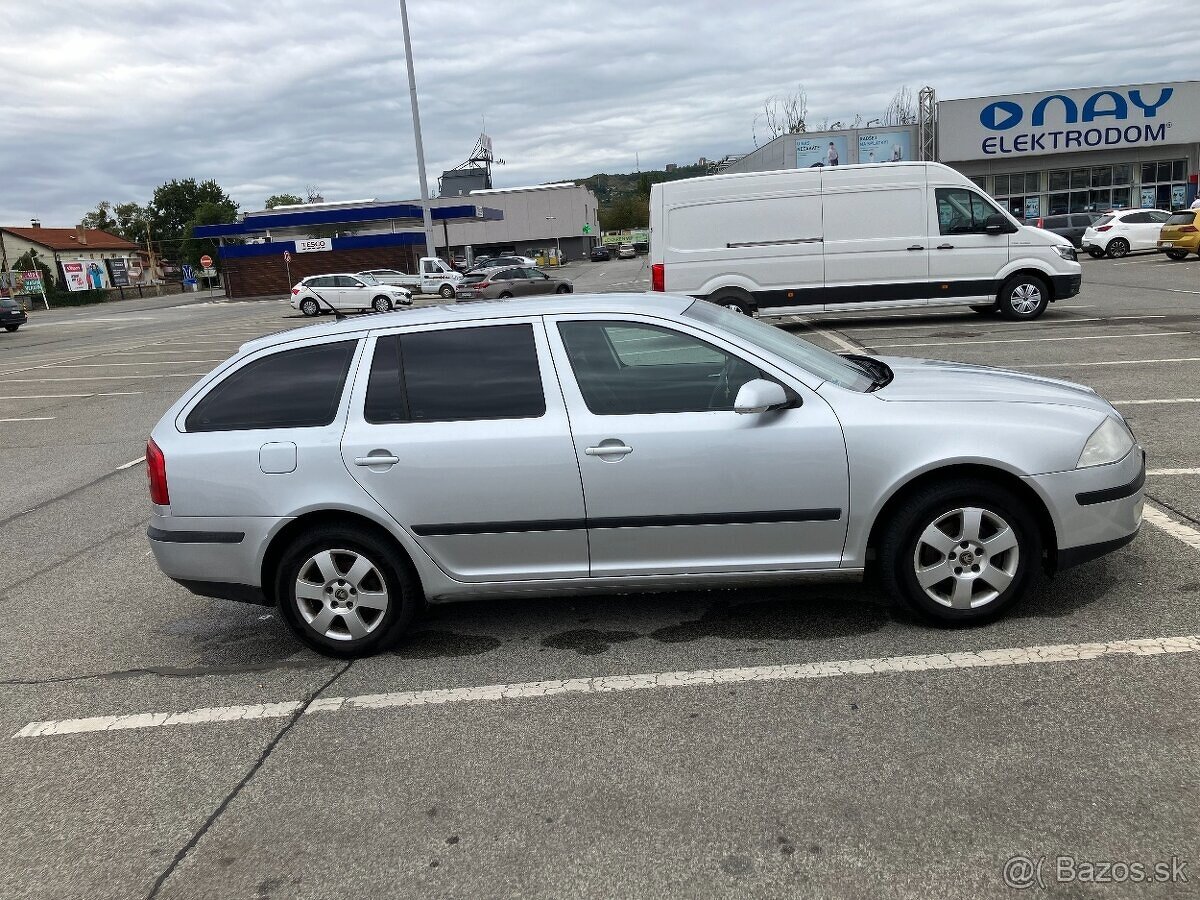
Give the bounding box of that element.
[1093,215,1114,227]
[186,341,356,432]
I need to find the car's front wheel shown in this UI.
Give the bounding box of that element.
[277,526,421,657]
[998,274,1049,320]
[880,479,1040,625]
[372,296,392,312]
[1086,247,1105,258]
[4,325,18,332]
[555,285,571,294]
[299,298,320,317]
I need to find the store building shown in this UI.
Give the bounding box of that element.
[937,80,1199,217]
[715,80,1199,218]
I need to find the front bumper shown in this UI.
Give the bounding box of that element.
[1051,273,1082,300]
[1024,448,1145,572]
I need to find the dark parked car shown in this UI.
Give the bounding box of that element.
[590,245,611,261]
[1,296,28,332]
[455,266,573,300]
[1026,213,1100,249]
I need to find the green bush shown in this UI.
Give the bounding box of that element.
[47,287,110,307]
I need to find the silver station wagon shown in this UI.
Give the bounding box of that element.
[147,295,1144,656]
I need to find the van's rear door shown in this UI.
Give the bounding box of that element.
[821,169,930,311]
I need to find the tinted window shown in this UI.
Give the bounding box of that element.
[0,298,17,308]
[496,269,523,280]
[524,268,549,279]
[1166,212,1197,226]
[1093,215,1114,227]
[1147,211,1171,223]
[936,188,1002,235]
[365,325,544,424]
[558,321,763,416]
[1122,212,1150,224]
[187,341,355,432]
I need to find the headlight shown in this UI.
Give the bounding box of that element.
[1053,244,1077,261]
[1078,417,1134,468]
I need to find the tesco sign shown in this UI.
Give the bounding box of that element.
[938,81,1199,161]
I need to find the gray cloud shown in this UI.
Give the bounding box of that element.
[3,0,1197,224]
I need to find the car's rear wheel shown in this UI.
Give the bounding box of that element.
[439,284,455,299]
[4,325,18,332]
[998,274,1049,320]
[880,479,1040,625]
[1106,238,1130,258]
[277,525,421,657]
[969,303,998,315]
[299,298,320,317]
[555,284,571,294]
[498,291,513,299]
[372,296,392,312]
[1165,249,1188,260]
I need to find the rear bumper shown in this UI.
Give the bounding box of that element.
[1024,448,1145,572]
[147,514,284,594]
[1051,273,1082,300]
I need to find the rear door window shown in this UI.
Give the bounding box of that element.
[364,324,545,424]
[186,341,356,432]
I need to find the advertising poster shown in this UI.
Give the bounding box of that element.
[21,270,43,293]
[1024,196,1040,219]
[1140,188,1157,208]
[62,261,88,291]
[797,136,848,168]
[858,131,913,164]
[107,257,130,287]
[1171,185,1187,209]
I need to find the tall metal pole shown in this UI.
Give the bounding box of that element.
[400,0,435,259]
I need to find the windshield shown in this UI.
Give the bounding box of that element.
[683,301,875,391]
[0,298,17,308]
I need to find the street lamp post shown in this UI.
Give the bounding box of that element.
[399,0,435,259]
[546,216,561,266]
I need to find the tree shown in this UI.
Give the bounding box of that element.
[148,178,239,260]
[14,248,55,290]
[80,202,118,234]
[754,85,808,147]
[599,195,648,232]
[265,193,304,209]
[883,86,917,126]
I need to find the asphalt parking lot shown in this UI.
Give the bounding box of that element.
[1,253,1197,899]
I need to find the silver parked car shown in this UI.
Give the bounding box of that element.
[454,266,572,300]
[147,294,1144,656]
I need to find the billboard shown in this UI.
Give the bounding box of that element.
[63,260,109,291]
[858,131,912,164]
[938,81,1200,161]
[107,258,130,287]
[796,136,848,168]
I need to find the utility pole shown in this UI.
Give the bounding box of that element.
[399,0,435,258]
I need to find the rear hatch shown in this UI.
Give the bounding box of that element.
[1159,211,1197,242]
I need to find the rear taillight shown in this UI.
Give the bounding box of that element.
[651,263,665,292]
[1036,218,1044,228]
[147,438,169,506]
[1096,225,1112,232]
[1179,225,1197,233]
[291,288,300,295]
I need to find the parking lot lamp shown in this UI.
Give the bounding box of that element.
[399,0,435,258]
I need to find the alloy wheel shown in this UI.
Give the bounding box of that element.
[1009,283,1042,316]
[294,549,390,641]
[912,507,1019,609]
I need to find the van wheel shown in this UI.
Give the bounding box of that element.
[372,296,392,312]
[998,274,1048,320]
[1165,249,1188,260]
[439,284,455,299]
[879,479,1039,625]
[276,525,421,658]
[969,303,998,315]
[1106,238,1130,258]
[299,298,320,317]
[710,291,753,316]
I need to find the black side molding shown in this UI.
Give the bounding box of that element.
[148,525,245,544]
[1075,460,1146,506]
[412,509,842,537]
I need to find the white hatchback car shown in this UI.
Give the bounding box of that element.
[1082,209,1172,258]
[291,273,412,316]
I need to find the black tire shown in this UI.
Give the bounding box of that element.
[498,291,513,299]
[1165,249,1188,260]
[372,296,392,312]
[998,273,1049,321]
[299,298,320,317]
[276,525,422,658]
[1106,238,1130,259]
[1086,248,1105,258]
[969,303,998,315]
[879,478,1040,626]
[555,284,571,294]
[710,291,754,316]
[438,284,455,299]
[4,325,18,332]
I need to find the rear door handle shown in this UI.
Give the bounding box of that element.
[585,443,633,458]
[354,453,400,467]
[936,244,955,250]
[907,245,925,251]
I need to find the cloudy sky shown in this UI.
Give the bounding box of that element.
[3,0,1197,225]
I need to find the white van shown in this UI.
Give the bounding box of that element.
[649,162,1082,320]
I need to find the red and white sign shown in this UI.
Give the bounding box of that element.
[62,261,89,292]
[199,254,213,268]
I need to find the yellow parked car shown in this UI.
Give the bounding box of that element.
[1158,209,1200,259]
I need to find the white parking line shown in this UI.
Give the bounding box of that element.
[1113,398,1200,406]
[0,416,54,422]
[0,392,144,400]
[3,374,205,382]
[14,634,1200,739]
[1147,468,1200,476]
[1144,504,1200,552]
[871,331,1189,350]
[45,361,220,368]
[1022,357,1200,369]
[116,456,146,470]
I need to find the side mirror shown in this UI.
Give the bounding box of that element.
[984,214,1012,235]
[733,379,790,414]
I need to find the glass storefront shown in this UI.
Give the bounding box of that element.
[976,158,1189,217]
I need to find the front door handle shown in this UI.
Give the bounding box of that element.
[585,442,633,459]
[936,243,955,250]
[907,244,925,251]
[354,452,400,467]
